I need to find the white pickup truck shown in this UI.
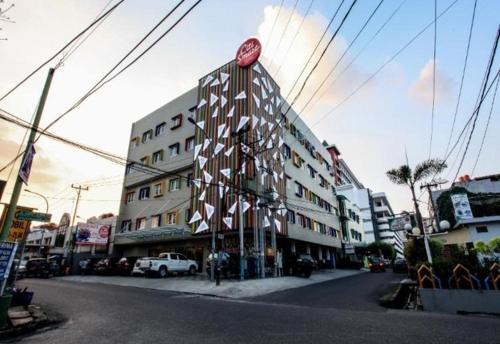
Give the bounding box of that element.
[133,253,198,278]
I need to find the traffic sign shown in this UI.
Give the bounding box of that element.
[16,210,51,222]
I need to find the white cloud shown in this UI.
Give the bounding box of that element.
[409,59,453,106]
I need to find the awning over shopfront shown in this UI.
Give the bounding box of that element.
[114,226,193,246]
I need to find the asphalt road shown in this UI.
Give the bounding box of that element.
[9,271,500,344]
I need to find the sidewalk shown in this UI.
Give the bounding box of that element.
[56,269,365,299]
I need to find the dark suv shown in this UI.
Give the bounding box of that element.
[25,258,51,278]
[285,254,315,278]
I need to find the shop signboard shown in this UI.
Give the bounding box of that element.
[75,223,110,245]
[0,206,32,242]
[0,241,18,294]
[235,37,261,67]
[450,193,473,221]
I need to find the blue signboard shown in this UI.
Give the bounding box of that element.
[0,241,17,280]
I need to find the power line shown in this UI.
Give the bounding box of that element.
[453,27,499,182]
[443,0,477,157]
[471,73,499,175]
[428,0,438,158]
[273,0,314,77]
[304,0,407,116]
[267,0,300,69]
[0,0,126,103]
[296,0,384,116]
[262,0,285,56]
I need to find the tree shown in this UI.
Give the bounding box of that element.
[386,158,447,232]
[365,241,396,260]
[489,237,500,253]
[474,241,491,255]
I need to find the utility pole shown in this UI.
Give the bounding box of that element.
[67,184,88,265]
[0,68,55,241]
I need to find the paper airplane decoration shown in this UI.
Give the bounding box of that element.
[220,95,227,108]
[220,72,229,84]
[252,114,259,129]
[271,133,276,141]
[195,220,209,234]
[228,201,238,214]
[240,161,246,174]
[278,137,284,147]
[198,190,206,201]
[202,75,213,87]
[266,139,273,149]
[192,178,202,189]
[253,77,260,86]
[198,156,208,169]
[252,93,260,108]
[193,144,202,161]
[260,117,267,127]
[188,211,202,224]
[224,146,235,157]
[220,168,231,178]
[253,64,261,73]
[273,171,278,183]
[223,127,231,139]
[196,120,205,130]
[261,86,268,99]
[205,203,215,220]
[235,91,246,100]
[274,219,281,233]
[214,143,225,156]
[272,151,278,160]
[242,201,251,214]
[211,78,220,87]
[223,217,233,229]
[218,182,224,198]
[237,116,249,132]
[264,216,270,228]
[203,138,211,151]
[268,82,274,94]
[218,124,226,138]
[197,98,207,109]
[223,82,229,92]
[212,107,219,118]
[203,170,213,184]
[269,123,275,133]
[210,93,218,105]
[227,105,235,117]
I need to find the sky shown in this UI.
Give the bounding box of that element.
[0,0,499,226]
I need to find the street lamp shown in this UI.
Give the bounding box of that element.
[25,189,49,256]
[440,220,450,231]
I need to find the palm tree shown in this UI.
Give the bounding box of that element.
[386,158,447,232]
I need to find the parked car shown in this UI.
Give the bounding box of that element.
[393,258,408,274]
[94,257,120,276]
[135,253,198,278]
[25,258,51,278]
[369,257,386,272]
[284,253,315,278]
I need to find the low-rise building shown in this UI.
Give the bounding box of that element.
[372,192,404,257]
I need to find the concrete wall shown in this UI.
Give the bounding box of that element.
[436,227,471,246]
[420,289,500,315]
[468,221,500,243]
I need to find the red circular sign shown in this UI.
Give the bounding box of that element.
[236,38,262,68]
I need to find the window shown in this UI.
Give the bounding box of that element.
[153,182,163,197]
[171,114,182,130]
[136,218,146,230]
[151,214,162,228]
[186,173,193,187]
[185,136,195,151]
[130,137,139,148]
[307,165,316,179]
[121,220,131,232]
[305,217,312,230]
[142,130,152,143]
[125,191,135,204]
[138,186,150,200]
[140,156,150,166]
[282,144,291,159]
[285,175,292,189]
[294,182,303,197]
[376,200,383,207]
[287,210,296,224]
[292,151,302,168]
[169,143,180,157]
[155,122,166,136]
[125,163,134,175]
[289,123,297,137]
[169,178,180,191]
[476,226,488,233]
[152,150,164,164]
[166,211,177,224]
[297,213,305,227]
[329,227,336,237]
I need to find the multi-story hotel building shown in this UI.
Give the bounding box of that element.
[114,53,343,274]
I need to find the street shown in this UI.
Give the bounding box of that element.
[10,272,500,344]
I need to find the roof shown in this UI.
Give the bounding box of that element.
[454,215,500,228]
[325,144,341,155]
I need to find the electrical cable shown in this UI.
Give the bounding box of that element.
[267,0,300,69]
[428,0,438,158]
[262,0,285,56]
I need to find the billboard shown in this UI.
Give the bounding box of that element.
[450,193,473,221]
[390,214,412,231]
[0,206,33,242]
[75,223,110,245]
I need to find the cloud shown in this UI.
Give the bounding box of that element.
[256,5,374,117]
[409,59,453,105]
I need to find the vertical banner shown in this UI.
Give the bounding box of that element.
[450,193,473,221]
[19,144,36,185]
[0,241,18,295]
